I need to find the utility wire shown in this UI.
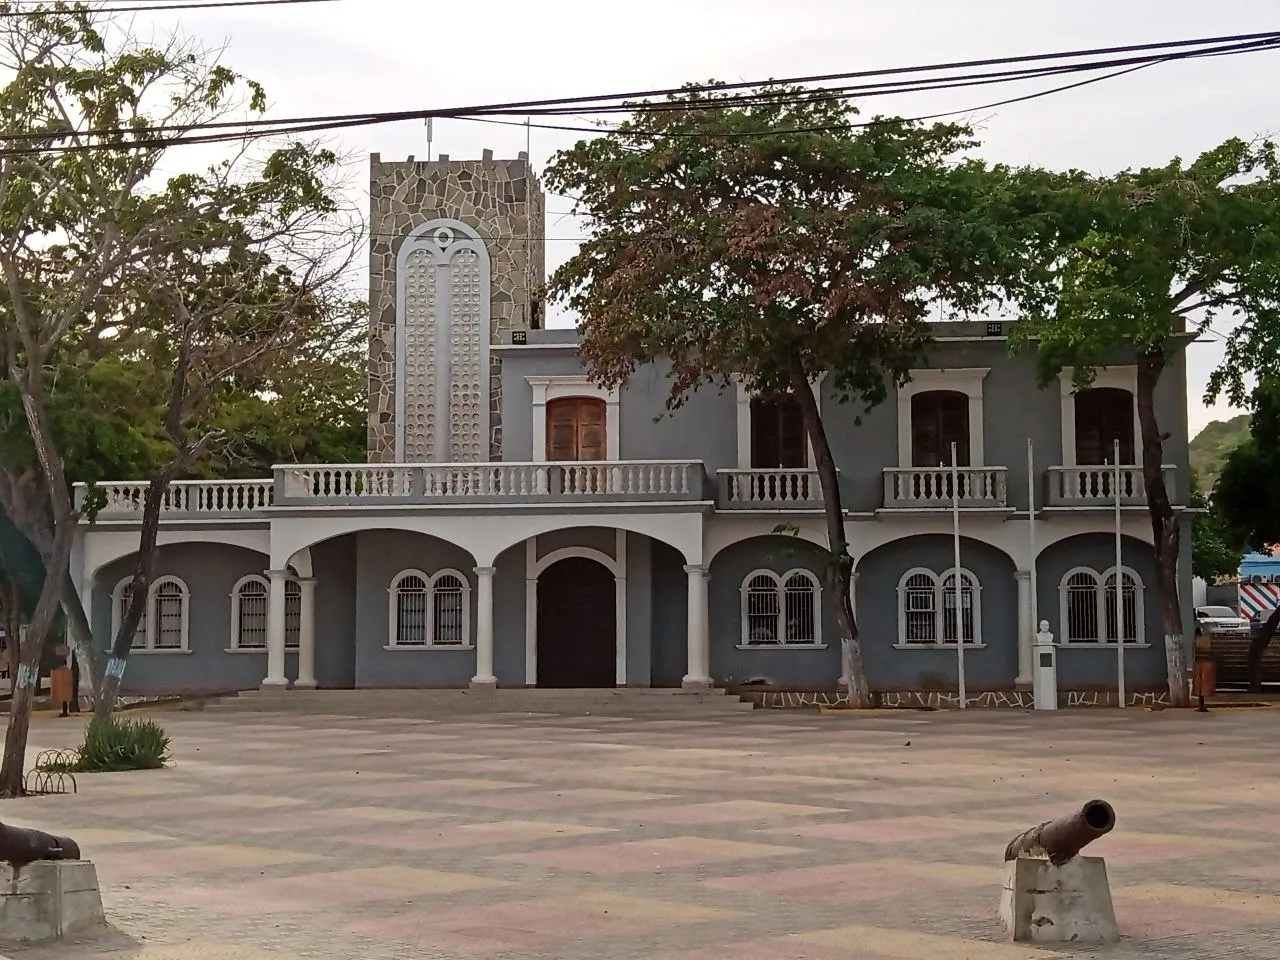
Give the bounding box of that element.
[0,31,1275,156]
[0,0,338,14]
[1,30,1273,142]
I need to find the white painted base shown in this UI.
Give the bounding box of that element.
[681,678,713,692]
[291,681,317,691]
[0,860,106,943]
[999,856,1118,944]
[470,677,498,690]
[259,680,289,692]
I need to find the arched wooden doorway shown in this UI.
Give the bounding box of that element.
[536,556,616,687]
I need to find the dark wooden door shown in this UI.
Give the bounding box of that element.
[750,395,807,468]
[536,557,617,688]
[1075,387,1134,465]
[911,390,970,467]
[546,397,607,461]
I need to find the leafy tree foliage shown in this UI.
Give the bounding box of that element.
[546,86,1055,705]
[1015,138,1280,706]
[1216,379,1280,690]
[0,8,360,793]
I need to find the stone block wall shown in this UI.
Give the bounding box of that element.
[367,151,546,461]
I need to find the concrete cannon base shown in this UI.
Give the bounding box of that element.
[0,860,106,942]
[999,856,1119,944]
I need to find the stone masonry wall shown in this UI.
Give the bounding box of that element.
[367,151,546,461]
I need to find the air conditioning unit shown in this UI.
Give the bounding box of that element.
[1251,575,1266,585]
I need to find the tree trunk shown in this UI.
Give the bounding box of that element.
[1136,352,1190,707]
[1,580,18,695]
[1247,606,1280,694]
[0,521,75,798]
[789,362,871,708]
[60,574,101,700]
[91,469,176,725]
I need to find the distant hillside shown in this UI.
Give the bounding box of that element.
[1190,414,1251,492]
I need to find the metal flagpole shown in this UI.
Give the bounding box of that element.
[952,442,966,709]
[1027,437,1037,633]
[1114,438,1126,708]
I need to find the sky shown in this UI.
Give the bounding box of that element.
[122,0,1280,437]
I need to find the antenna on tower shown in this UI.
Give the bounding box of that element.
[425,117,433,157]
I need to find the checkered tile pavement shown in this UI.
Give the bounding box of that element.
[6,703,1280,959]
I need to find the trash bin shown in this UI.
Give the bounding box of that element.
[50,666,73,717]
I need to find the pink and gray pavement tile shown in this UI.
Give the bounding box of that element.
[4,702,1280,959]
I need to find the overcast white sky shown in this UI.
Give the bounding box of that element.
[129,0,1280,436]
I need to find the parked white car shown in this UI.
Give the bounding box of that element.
[1195,605,1251,636]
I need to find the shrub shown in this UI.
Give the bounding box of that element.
[66,717,171,772]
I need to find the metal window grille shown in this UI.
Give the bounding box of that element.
[903,573,937,643]
[1104,571,1138,643]
[153,582,185,650]
[783,573,817,644]
[432,575,467,646]
[285,581,302,649]
[118,584,147,649]
[941,572,976,643]
[395,575,429,646]
[745,574,780,644]
[1065,571,1100,642]
[237,580,268,649]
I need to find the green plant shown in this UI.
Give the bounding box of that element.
[68,718,171,773]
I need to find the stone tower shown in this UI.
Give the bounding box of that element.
[367,150,546,462]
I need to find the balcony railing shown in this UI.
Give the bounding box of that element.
[718,469,825,509]
[882,467,1009,509]
[274,461,707,506]
[1047,465,1177,507]
[76,480,274,519]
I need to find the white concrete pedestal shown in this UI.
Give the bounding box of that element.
[0,860,106,942]
[999,856,1118,944]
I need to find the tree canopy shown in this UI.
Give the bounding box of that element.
[546,85,1058,705]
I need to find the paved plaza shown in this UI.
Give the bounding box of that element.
[4,698,1280,959]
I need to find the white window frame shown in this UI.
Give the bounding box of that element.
[112,575,191,654]
[896,368,989,468]
[732,374,824,470]
[1057,565,1147,646]
[894,567,984,648]
[737,567,825,649]
[527,375,620,461]
[1058,366,1140,467]
[386,568,474,650]
[228,575,302,653]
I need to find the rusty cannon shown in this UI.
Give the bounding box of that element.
[1002,799,1116,867]
[0,821,81,868]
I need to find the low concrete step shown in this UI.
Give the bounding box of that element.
[200,687,757,717]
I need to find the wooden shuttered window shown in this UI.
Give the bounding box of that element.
[750,396,807,469]
[911,390,970,467]
[1074,388,1134,465]
[546,397,607,461]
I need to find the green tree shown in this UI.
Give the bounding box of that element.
[1014,138,1280,707]
[545,86,1054,706]
[1189,488,1243,583]
[0,7,359,793]
[1216,379,1280,690]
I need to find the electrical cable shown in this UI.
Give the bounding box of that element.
[0,0,338,15]
[0,30,1275,156]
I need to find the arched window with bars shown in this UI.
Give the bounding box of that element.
[112,575,190,652]
[896,568,982,646]
[389,569,472,648]
[739,569,821,647]
[1059,566,1144,644]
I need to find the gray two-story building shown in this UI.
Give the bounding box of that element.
[71,151,1194,708]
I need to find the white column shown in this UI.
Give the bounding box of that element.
[295,578,318,689]
[682,564,711,690]
[1015,570,1034,688]
[471,566,497,688]
[615,576,628,686]
[524,575,538,686]
[261,569,290,690]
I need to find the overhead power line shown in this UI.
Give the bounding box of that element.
[0,29,1276,156]
[0,0,338,14]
